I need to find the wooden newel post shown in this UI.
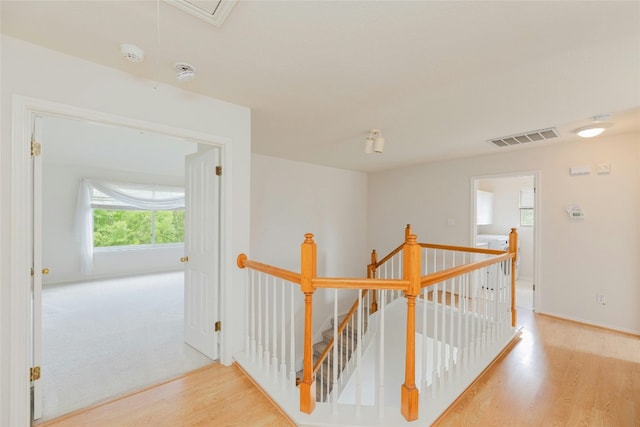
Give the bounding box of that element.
[300,233,317,414]
[509,228,518,327]
[401,233,420,421]
[369,249,378,313]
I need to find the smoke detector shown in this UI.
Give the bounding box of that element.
[120,44,145,63]
[175,62,196,81]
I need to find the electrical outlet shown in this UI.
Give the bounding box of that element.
[596,294,606,305]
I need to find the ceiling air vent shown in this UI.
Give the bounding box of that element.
[488,128,558,148]
[166,0,237,27]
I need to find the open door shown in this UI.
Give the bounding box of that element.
[183,146,221,360]
[31,115,44,421]
[472,174,537,311]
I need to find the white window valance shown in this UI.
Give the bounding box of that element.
[76,179,185,273]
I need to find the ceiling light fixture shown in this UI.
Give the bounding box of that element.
[574,114,612,138]
[365,129,385,154]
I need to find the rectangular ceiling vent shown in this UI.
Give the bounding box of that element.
[166,0,237,27]
[488,127,558,148]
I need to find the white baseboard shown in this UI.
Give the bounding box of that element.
[537,310,640,336]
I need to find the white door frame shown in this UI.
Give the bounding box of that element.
[470,170,541,313]
[9,95,233,426]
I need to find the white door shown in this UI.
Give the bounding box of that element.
[31,115,44,420]
[183,147,221,359]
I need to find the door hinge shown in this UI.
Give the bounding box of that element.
[30,267,34,277]
[30,366,41,382]
[31,141,42,157]
[533,284,536,291]
[214,321,222,332]
[215,166,222,176]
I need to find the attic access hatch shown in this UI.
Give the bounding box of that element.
[488,127,558,148]
[166,0,237,27]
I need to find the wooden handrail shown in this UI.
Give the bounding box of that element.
[372,243,404,268]
[312,290,364,375]
[237,254,302,284]
[238,225,518,421]
[419,242,506,256]
[420,252,513,288]
[312,277,410,291]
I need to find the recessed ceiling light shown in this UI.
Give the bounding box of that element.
[574,114,613,138]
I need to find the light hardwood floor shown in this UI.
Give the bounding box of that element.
[37,363,295,427]
[434,309,640,426]
[38,309,639,426]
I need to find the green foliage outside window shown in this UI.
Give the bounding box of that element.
[93,209,184,247]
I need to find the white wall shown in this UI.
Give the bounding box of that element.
[251,154,368,275]
[368,133,640,334]
[42,163,186,284]
[477,176,535,280]
[1,35,250,426]
[251,154,368,358]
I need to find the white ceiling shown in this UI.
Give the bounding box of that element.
[2,1,639,172]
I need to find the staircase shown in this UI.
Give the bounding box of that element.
[297,311,369,401]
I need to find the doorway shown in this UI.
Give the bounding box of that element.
[36,114,221,420]
[8,98,229,425]
[472,173,538,312]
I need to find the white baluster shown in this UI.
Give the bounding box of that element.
[378,289,385,419]
[332,288,338,414]
[264,275,270,376]
[355,291,362,416]
[289,284,296,388]
[432,283,439,395]
[448,279,454,384]
[440,280,446,392]
[251,270,256,362]
[272,277,278,380]
[258,273,263,369]
[280,279,287,389]
[245,268,250,357]
[421,286,428,393]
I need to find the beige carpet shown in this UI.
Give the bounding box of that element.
[41,272,213,421]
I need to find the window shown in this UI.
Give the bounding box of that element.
[77,179,185,272]
[93,209,184,247]
[89,185,185,248]
[519,188,534,227]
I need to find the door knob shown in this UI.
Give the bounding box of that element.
[180,257,189,263]
[42,268,50,275]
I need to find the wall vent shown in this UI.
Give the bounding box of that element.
[488,128,558,148]
[166,0,237,27]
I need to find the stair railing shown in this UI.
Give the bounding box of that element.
[311,289,365,403]
[236,225,518,423]
[238,232,417,419]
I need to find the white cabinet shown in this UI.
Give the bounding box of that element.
[476,190,494,225]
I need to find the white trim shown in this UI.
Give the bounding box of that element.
[9,95,234,425]
[538,311,640,336]
[470,170,541,314]
[9,95,32,427]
